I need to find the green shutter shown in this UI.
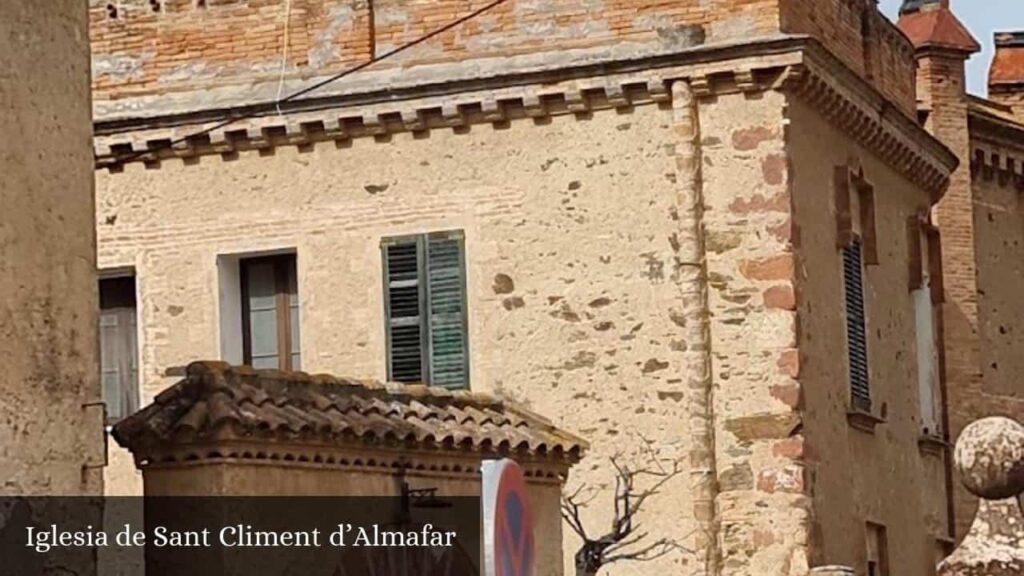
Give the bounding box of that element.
[426,234,469,389]
[384,240,426,383]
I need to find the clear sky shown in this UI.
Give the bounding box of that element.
[877,0,1024,96]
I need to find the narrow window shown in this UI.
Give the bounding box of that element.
[909,216,942,436]
[240,254,300,370]
[866,523,890,576]
[837,164,876,412]
[844,238,871,411]
[382,231,469,389]
[99,275,139,424]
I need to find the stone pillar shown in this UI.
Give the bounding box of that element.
[937,417,1024,575]
[0,0,103,495]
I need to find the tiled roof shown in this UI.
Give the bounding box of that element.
[897,4,980,53]
[113,362,587,462]
[991,33,1024,87]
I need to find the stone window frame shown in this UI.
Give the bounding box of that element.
[835,164,879,265]
[907,212,947,444]
[835,162,884,428]
[865,521,891,576]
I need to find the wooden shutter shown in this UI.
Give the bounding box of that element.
[240,254,299,371]
[384,240,427,383]
[426,234,469,389]
[843,239,871,410]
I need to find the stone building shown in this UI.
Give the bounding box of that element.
[897,0,1024,541]
[89,1,966,575]
[112,361,584,576]
[1,0,104,495]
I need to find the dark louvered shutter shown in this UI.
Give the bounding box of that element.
[843,239,871,410]
[384,240,426,383]
[426,235,469,389]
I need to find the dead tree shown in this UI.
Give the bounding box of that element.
[561,457,688,576]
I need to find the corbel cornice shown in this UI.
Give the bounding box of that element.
[971,145,1024,191]
[93,37,955,200]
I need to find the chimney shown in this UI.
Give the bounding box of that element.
[990,32,1024,117]
[897,0,980,55]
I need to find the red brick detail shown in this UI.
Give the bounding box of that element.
[776,349,800,378]
[763,285,796,310]
[739,254,794,282]
[757,466,805,494]
[729,193,789,215]
[769,383,801,409]
[761,153,787,185]
[731,126,775,151]
[772,437,806,460]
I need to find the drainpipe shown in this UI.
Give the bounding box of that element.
[671,80,719,575]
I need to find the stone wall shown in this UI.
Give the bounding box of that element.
[699,89,810,574]
[787,96,952,575]
[0,0,103,495]
[97,96,704,572]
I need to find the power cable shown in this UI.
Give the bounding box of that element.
[109,0,512,168]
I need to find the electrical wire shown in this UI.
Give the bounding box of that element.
[110,0,512,168]
[275,0,294,117]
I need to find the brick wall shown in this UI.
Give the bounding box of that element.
[90,0,781,108]
[780,0,917,116]
[90,0,920,122]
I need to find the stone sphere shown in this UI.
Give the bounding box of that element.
[954,416,1024,500]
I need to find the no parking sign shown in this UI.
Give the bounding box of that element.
[482,459,534,576]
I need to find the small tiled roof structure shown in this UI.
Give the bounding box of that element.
[991,32,1024,88]
[113,361,587,466]
[897,0,980,54]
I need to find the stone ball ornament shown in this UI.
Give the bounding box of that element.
[937,416,1024,576]
[954,416,1024,500]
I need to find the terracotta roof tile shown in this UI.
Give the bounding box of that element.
[991,33,1024,86]
[113,361,587,462]
[897,4,980,53]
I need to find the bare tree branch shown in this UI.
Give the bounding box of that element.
[562,452,692,575]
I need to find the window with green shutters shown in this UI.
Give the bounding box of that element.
[382,231,469,390]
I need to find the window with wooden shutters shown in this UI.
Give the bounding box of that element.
[240,254,300,371]
[843,238,871,411]
[99,275,139,424]
[383,231,469,389]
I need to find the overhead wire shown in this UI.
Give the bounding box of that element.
[109,0,512,168]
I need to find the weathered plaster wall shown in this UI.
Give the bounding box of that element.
[140,456,565,575]
[943,135,1024,538]
[97,101,705,572]
[787,96,951,575]
[0,0,103,495]
[973,166,1024,403]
